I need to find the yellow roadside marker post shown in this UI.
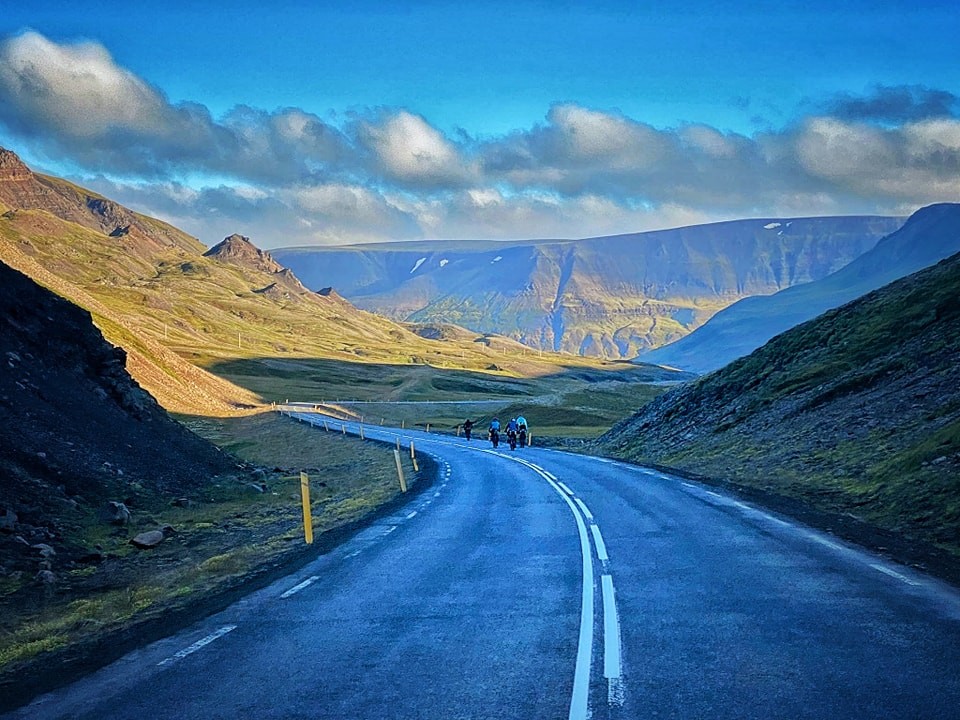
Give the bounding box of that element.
[360,424,365,440]
[393,450,407,492]
[457,425,461,437]
[426,423,430,433]
[342,423,346,435]
[410,442,419,470]
[300,472,314,544]
[323,419,329,432]
[396,437,401,451]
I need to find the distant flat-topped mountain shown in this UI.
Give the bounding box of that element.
[641,203,960,374]
[274,215,902,358]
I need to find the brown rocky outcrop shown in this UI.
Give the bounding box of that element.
[0,147,203,257]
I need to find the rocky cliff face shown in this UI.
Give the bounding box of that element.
[274,215,902,358]
[0,260,239,576]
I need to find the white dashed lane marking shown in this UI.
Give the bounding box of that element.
[280,575,319,599]
[157,626,236,667]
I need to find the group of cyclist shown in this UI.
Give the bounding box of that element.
[461,415,528,450]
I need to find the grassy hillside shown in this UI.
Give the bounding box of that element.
[597,252,960,557]
[0,147,681,423]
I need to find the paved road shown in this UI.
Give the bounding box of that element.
[9,413,960,719]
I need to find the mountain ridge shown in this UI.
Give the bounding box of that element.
[641,203,960,374]
[274,215,903,358]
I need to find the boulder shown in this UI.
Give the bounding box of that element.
[130,525,175,549]
[32,543,56,558]
[0,508,16,533]
[99,501,131,526]
[35,570,56,585]
[130,530,165,549]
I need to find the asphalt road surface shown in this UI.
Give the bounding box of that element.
[9,412,960,719]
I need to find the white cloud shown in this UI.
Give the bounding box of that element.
[0,31,170,138]
[2,32,958,245]
[358,110,473,186]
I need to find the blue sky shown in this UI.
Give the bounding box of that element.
[1,1,958,247]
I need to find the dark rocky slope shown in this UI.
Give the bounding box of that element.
[0,260,240,578]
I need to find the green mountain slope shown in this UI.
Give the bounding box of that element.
[274,216,902,358]
[597,251,960,556]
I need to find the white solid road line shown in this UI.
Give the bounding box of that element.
[601,575,625,707]
[157,625,237,667]
[557,481,574,496]
[280,575,320,599]
[406,511,418,519]
[871,563,921,586]
[574,497,594,522]
[590,524,609,563]
[501,453,596,720]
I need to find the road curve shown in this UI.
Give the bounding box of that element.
[8,412,960,719]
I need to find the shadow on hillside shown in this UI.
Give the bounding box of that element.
[205,355,690,405]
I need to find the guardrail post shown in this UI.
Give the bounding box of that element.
[410,441,416,460]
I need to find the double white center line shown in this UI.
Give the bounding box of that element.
[492,451,624,718]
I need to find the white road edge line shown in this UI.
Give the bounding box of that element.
[406,511,418,519]
[157,625,237,667]
[591,525,609,562]
[871,563,921,586]
[601,574,624,707]
[280,575,320,599]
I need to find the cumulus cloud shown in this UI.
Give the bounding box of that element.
[355,110,474,187]
[2,31,959,246]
